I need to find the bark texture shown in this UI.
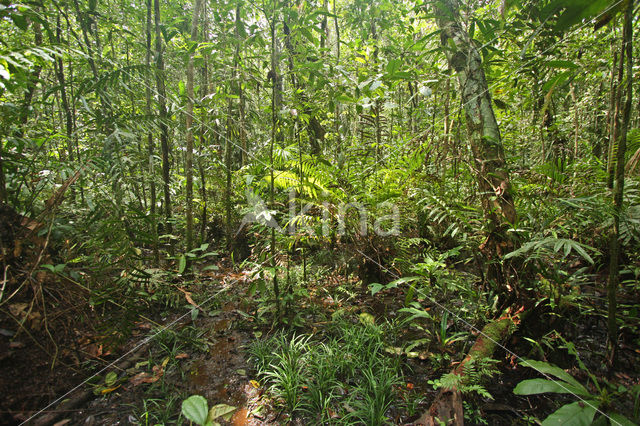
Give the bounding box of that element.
[433,0,517,292]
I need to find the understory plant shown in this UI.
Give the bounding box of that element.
[248,318,404,424]
[513,349,638,425]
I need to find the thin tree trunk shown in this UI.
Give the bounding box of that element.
[433,0,517,296]
[145,0,158,262]
[198,0,209,244]
[185,0,204,253]
[154,0,173,244]
[71,0,112,127]
[607,0,634,369]
[320,0,327,50]
[269,6,281,318]
[19,16,43,132]
[0,142,5,203]
[333,0,340,59]
[53,15,75,201]
[225,4,242,249]
[607,35,625,189]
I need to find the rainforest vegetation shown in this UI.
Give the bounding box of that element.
[1,0,640,424]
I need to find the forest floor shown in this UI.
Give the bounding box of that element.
[2,251,640,425]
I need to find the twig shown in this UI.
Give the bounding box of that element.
[0,264,8,304]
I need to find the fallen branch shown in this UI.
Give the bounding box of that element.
[417,310,522,426]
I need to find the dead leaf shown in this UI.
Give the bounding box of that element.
[8,303,28,318]
[177,287,204,311]
[85,343,103,358]
[175,353,189,360]
[53,420,71,426]
[129,372,158,386]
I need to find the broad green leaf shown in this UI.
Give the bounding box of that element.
[553,0,613,33]
[513,378,590,397]
[541,400,599,426]
[572,243,594,264]
[369,283,384,296]
[519,360,588,394]
[202,265,219,271]
[405,284,416,306]
[104,372,117,386]
[178,255,187,274]
[182,395,209,425]
[398,307,432,320]
[553,239,563,253]
[207,403,237,422]
[10,13,28,30]
[385,59,402,75]
[606,412,636,426]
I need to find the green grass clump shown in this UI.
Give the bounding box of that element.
[248,318,404,425]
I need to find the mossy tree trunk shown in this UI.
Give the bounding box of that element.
[433,0,517,295]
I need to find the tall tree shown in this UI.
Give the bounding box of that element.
[225,4,242,249]
[154,0,173,241]
[145,0,158,261]
[185,0,204,253]
[433,0,517,295]
[607,0,634,368]
[269,0,281,318]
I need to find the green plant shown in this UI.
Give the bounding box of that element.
[435,312,467,351]
[171,243,219,275]
[301,342,339,422]
[180,395,237,426]
[429,358,499,401]
[513,359,636,425]
[248,318,403,423]
[135,395,182,425]
[251,333,311,414]
[343,364,400,425]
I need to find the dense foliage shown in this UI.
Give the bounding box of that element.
[1,0,640,424]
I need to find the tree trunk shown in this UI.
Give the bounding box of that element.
[433,0,517,295]
[185,0,204,253]
[607,0,634,369]
[0,140,5,202]
[145,0,158,262]
[154,0,173,243]
[53,15,75,201]
[225,4,242,249]
[269,6,281,318]
[333,0,340,60]
[607,34,625,189]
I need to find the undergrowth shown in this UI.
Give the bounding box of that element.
[248,317,410,424]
